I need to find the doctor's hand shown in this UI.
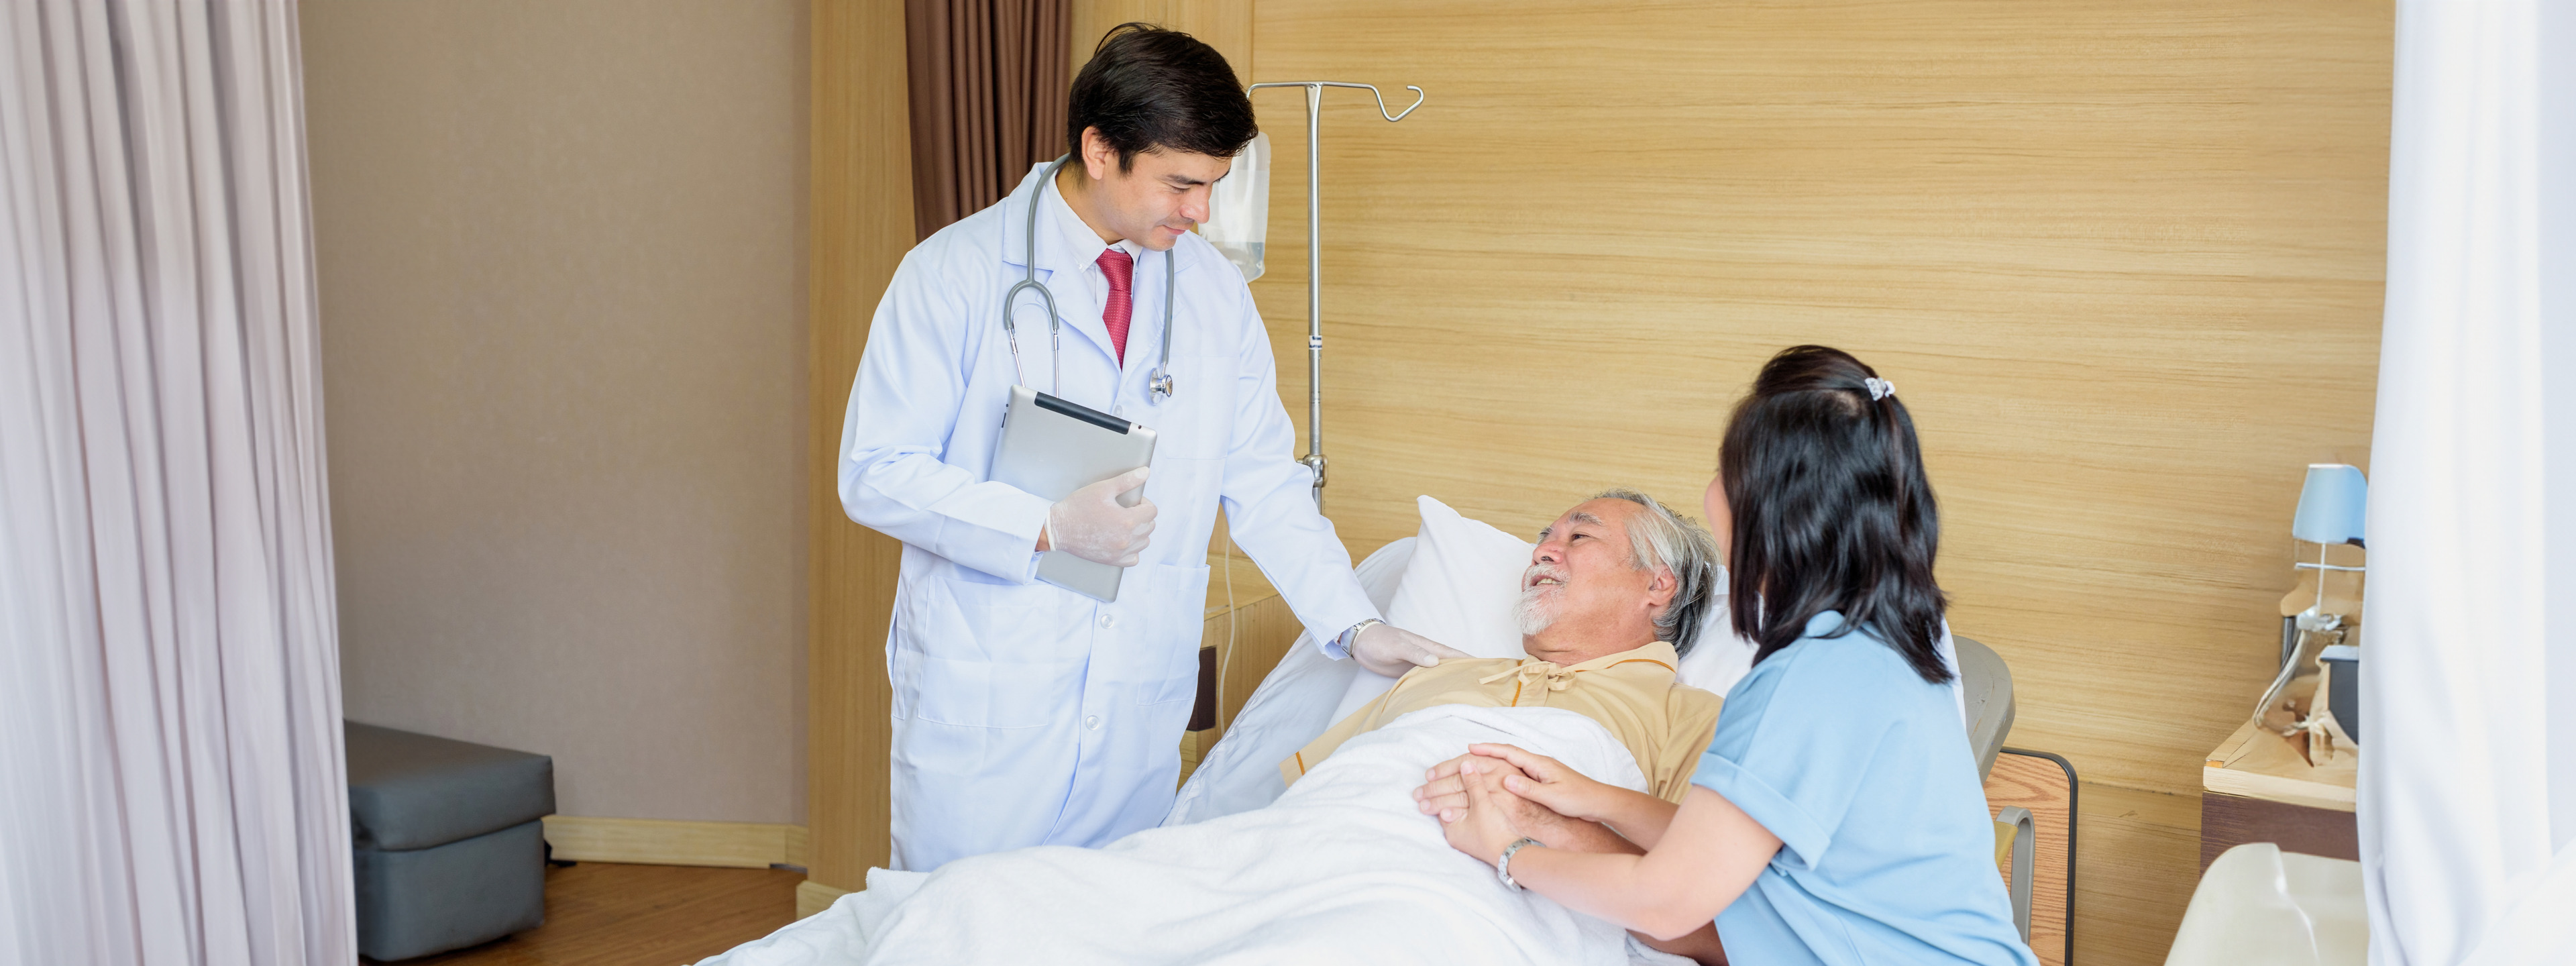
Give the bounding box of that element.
[1042,468,1157,567]
[1349,623,1472,678]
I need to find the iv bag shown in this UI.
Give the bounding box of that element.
[1203,131,1269,282]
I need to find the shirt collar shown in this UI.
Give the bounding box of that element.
[1523,640,1680,675]
[1040,170,1142,270]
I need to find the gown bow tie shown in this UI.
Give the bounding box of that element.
[1479,660,1578,693]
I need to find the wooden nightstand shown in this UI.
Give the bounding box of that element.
[2200,719,2358,870]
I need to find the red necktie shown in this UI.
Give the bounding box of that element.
[1097,248,1133,364]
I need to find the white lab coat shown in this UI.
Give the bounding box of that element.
[840,163,1379,871]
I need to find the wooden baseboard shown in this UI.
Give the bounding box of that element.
[542,815,809,869]
[796,879,853,920]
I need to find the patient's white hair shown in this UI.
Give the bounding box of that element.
[1591,488,1721,655]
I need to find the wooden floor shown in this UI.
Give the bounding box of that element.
[368,862,802,966]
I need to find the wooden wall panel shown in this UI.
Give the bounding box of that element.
[1247,5,2387,961]
[1246,0,2387,802]
[1072,0,1253,83]
[808,0,914,895]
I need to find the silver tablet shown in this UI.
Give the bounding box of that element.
[989,384,1158,602]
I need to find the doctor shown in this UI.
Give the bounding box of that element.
[839,23,1466,871]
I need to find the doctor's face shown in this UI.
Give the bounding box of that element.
[1073,127,1231,251]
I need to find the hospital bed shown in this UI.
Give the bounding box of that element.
[703,519,2065,965]
[1168,533,2064,961]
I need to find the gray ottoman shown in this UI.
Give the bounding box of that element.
[345,722,555,961]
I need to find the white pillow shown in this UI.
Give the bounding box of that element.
[1677,594,1759,696]
[1328,496,1534,721]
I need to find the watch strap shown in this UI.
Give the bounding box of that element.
[1338,617,1385,655]
[1496,836,1544,890]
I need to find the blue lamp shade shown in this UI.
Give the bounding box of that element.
[2292,464,2368,547]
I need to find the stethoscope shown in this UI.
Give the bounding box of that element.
[1002,155,1177,402]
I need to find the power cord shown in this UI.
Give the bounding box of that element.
[1217,535,1238,729]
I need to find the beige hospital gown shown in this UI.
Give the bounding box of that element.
[1279,641,1724,804]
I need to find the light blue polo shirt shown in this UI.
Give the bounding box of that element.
[1690,611,2037,966]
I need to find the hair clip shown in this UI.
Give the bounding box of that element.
[1864,377,1895,401]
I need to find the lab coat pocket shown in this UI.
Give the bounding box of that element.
[906,653,1080,730]
[1136,562,1213,706]
[1140,355,1234,460]
[894,573,1083,729]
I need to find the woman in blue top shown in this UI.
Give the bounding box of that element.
[1420,345,2036,966]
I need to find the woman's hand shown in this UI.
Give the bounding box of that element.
[1422,743,1683,849]
[1464,743,1618,823]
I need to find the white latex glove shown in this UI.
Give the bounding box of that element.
[1350,622,1473,678]
[1044,467,1157,567]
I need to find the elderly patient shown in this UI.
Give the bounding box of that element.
[1287,488,1722,805]
[1285,488,1733,963]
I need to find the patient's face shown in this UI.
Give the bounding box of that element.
[1516,499,1672,661]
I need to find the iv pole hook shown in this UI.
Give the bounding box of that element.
[1245,80,1422,511]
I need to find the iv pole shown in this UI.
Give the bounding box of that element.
[1244,81,1424,511]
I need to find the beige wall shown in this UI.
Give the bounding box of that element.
[305,0,811,824]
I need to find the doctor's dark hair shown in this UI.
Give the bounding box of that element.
[1721,345,1951,684]
[1068,23,1258,170]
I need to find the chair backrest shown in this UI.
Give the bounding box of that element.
[1954,635,2016,780]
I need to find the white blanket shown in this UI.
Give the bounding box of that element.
[702,706,1692,966]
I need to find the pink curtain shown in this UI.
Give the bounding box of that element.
[0,1,354,963]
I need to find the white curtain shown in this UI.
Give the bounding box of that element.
[2361,1,2576,963]
[0,1,353,963]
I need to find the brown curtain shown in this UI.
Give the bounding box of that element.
[906,0,1071,240]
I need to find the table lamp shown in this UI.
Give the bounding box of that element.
[2292,464,2367,621]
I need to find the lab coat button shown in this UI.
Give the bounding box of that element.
[1085,715,1102,731]
[1099,613,1116,629]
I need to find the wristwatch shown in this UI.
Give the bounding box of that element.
[1336,617,1384,657]
[1496,836,1545,890]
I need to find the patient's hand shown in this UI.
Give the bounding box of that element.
[1433,756,1560,865]
[1421,757,1535,824]
[1413,752,1493,823]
